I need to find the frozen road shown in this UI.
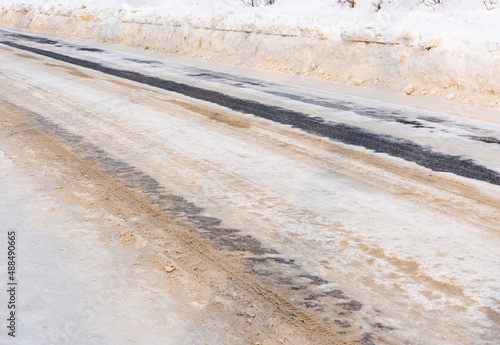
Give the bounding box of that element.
[0,30,499,345]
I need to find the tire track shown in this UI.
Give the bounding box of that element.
[1,39,499,186]
[1,98,382,344]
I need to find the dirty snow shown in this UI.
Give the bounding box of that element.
[1,45,499,343]
[0,149,250,345]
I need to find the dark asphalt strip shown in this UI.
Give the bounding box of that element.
[2,40,500,186]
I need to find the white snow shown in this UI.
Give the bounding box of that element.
[0,0,499,107]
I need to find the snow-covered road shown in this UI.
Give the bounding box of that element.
[1,31,499,345]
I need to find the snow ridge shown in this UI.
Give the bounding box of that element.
[0,0,498,108]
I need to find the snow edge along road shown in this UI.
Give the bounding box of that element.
[1,2,499,111]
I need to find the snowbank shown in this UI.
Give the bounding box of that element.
[0,0,499,106]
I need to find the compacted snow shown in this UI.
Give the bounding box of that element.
[0,1,499,344]
[0,38,499,343]
[0,140,255,345]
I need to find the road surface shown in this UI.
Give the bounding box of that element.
[0,29,499,345]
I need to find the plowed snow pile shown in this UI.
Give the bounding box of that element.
[0,0,499,108]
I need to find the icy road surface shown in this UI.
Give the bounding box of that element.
[0,30,499,345]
